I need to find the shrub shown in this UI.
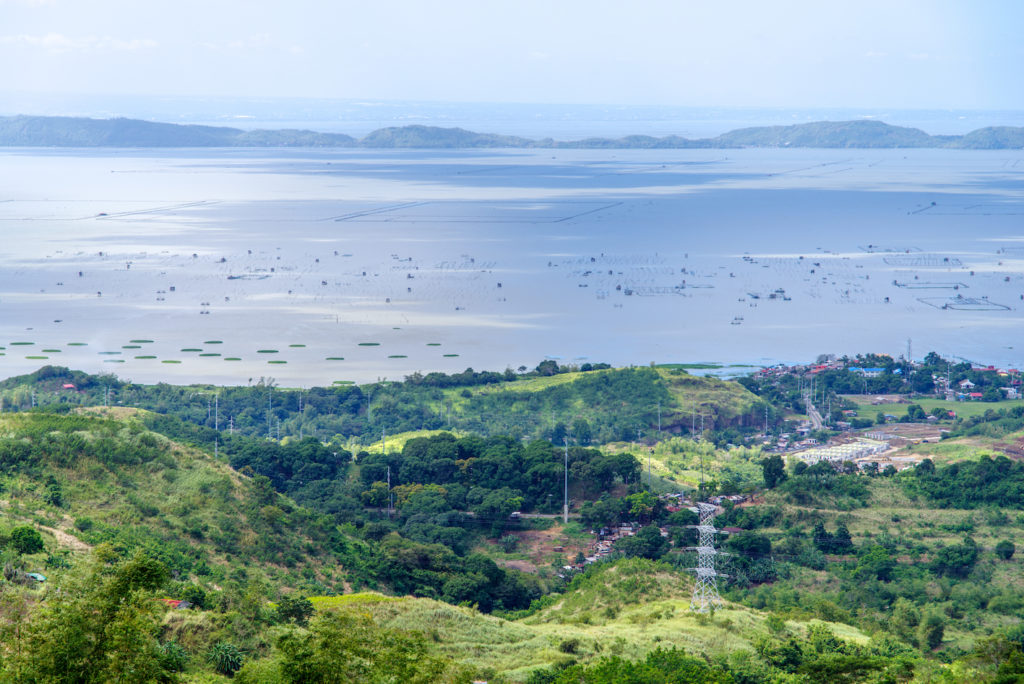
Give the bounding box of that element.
[159,641,189,672]
[918,612,945,651]
[500,534,519,553]
[208,642,244,677]
[275,595,315,626]
[180,584,208,609]
[9,526,44,555]
[558,638,581,654]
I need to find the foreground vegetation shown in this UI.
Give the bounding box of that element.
[3,354,1024,681]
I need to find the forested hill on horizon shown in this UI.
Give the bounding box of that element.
[2,114,1024,149]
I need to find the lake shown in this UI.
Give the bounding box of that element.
[1,146,1022,385]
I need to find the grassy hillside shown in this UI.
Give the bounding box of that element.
[727,461,1024,657]
[437,367,764,444]
[0,409,351,594]
[233,559,876,682]
[0,364,766,446]
[603,436,764,494]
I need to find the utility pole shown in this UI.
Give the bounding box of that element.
[657,401,662,435]
[563,436,569,524]
[700,446,705,495]
[764,404,769,434]
[387,465,393,519]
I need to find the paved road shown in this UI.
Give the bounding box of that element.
[804,392,824,430]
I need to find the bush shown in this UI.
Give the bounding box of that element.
[275,595,315,626]
[918,612,945,651]
[208,642,244,677]
[558,638,581,654]
[180,584,208,609]
[8,526,44,555]
[159,641,189,672]
[996,540,1015,561]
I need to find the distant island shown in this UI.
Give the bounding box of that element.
[1,114,1023,149]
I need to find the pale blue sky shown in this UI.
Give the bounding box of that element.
[1,0,1021,109]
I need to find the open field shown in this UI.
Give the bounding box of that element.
[843,395,1022,419]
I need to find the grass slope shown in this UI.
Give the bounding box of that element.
[752,472,1024,652]
[0,409,350,593]
[437,367,762,443]
[306,559,870,682]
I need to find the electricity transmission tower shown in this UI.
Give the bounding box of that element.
[688,502,724,613]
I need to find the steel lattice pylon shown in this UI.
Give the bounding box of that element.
[688,502,722,613]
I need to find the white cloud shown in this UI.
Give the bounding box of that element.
[0,33,157,52]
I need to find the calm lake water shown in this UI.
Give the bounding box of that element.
[1,147,1022,385]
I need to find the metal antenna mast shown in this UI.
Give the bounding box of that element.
[688,502,724,613]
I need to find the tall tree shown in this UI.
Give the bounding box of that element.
[761,455,787,489]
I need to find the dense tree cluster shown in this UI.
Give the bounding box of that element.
[359,432,640,517]
[904,455,1024,508]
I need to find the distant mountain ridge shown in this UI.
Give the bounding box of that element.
[1,114,1022,149]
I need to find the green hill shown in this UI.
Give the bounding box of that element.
[401,366,765,444]
[0,409,352,593]
[0,364,767,446]
[226,559,882,682]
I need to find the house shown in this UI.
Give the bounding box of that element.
[157,599,192,610]
[968,392,984,401]
[1002,387,1019,399]
[852,367,885,378]
[959,379,975,390]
